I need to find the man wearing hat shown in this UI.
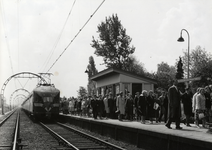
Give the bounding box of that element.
[165,79,182,129]
[181,87,192,126]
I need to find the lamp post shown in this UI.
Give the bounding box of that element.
[177,29,190,79]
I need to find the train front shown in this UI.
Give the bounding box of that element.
[33,84,60,119]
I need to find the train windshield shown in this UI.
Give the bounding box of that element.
[43,97,53,102]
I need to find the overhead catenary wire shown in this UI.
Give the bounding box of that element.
[17,0,20,72]
[46,0,106,73]
[0,0,14,75]
[0,0,18,90]
[40,0,77,73]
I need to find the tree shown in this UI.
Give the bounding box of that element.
[155,62,176,90]
[91,14,135,70]
[181,46,212,87]
[175,57,185,91]
[77,86,87,98]
[85,56,98,96]
[175,57,184,79]
[126,55,146,76]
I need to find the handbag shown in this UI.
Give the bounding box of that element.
[153,102,159,110]
[198,113,205,119]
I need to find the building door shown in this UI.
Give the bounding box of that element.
[132,83,142,98]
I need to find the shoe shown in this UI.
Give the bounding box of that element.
[165,124,172,129]
[186,124,191,127]
[141,121,146,124]
[176,126,183,130]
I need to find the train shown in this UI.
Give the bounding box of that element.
[22,84,60,119]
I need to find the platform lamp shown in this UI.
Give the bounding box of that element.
[85,69,89,73]
[177,29,190,79]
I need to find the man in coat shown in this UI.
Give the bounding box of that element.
[181,87,192,126]
[165,79,182,129]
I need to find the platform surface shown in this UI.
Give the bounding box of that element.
[62,114,212,144]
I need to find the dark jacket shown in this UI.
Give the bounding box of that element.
[168,85,181,118]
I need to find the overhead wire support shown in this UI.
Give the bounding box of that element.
[46,0,106,73]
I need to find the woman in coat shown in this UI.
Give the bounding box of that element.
[147,90,155,124]
[138,90,148,124]
[196,88,206,128]
[116,91,126,121]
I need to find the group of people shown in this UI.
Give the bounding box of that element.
[165,80,212,129]
[61,89,169,123]
[61,80,212,130]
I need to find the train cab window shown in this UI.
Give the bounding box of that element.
[43,97,53,102]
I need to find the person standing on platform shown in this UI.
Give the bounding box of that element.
[108,92,114,119]
[192,88,200,126]
[125,92,134,121]
[181,87,192,126]
[204,86,211,123]
[138,90,148,124]
[76,98,82,116]
[158,91,168,123]
[134,92,140,121]
[98,94,105,119]
[103,94,109,119]
[116,91,126,121]
[90,95,98,119]
[165,79,183,129]
[147,90,155,124]
[196,88,206,128]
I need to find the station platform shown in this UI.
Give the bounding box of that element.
[59,114,212,150]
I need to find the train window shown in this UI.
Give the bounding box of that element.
[43,97,53,102]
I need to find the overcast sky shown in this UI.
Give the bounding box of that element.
[1,0,212,104]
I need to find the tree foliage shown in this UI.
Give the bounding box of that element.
[175,57,185,91]
[91,14,135,70]
[126,55,146,76]
[77,86,87,98]
[86,56,98,78]
[155,62,176,90]
[86,56,98,96]
[175,57,184,79]
[181,46,212,86]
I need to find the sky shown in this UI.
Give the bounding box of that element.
[1,0,212,105]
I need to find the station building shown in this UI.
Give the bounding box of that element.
[90,67,157,97]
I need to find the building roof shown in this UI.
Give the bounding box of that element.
[90,67,157,84]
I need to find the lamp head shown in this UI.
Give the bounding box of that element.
[177,36,184,42]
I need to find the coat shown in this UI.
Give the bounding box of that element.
[147,95,155,118]
[116,95,126,115]
[167,85,181,119]
[137,94,147,116]
[181,92,192,116]
[103,97,110,113]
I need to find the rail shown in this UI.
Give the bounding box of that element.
[40,121,126,150]
[12,111,20,150]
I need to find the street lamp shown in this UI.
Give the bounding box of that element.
[177,29,190,79]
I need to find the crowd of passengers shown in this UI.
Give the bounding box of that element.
[60,83,212,129]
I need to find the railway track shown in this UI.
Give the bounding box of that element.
[0,110,21,150]
[40,121,126,150]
